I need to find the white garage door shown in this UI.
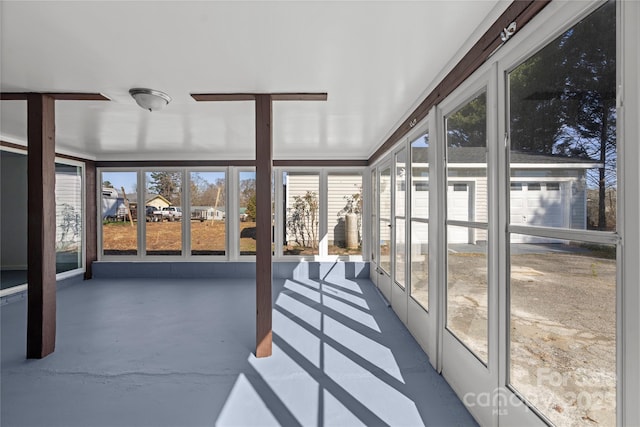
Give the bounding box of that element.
[447,182,470,243]
[510,182,564,243]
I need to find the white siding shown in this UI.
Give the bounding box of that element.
[284,173,362,247]
[474,178,488,242]
[569,171,586,229]
[447,183,471,243]
[411,178,429,219]
[284,174,319,244]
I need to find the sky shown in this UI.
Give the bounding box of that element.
[102,171,251,195]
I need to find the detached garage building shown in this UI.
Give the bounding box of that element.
[410,147,599,244]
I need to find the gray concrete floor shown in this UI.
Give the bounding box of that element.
[1,276,476,427]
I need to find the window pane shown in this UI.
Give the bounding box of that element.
[509,0,616,232]
[379,220,391,274]
[410,220,428,310]
[395,148,407,218]
[101,171,137,255]
[447,225,488,363]
[379,167,392,274]
[508,4,617,424]
[411,132,429,219]
[394,148,407,287]
[446,90,489,337]
[395,218,406,288]
[1,151,27,289]
[371,170,377,262]
[446,91,487,224]
[190,171,226,256]
[55,163,82,273]
[410,131,429,310]
[145,171,182,256]
[509,236,616,426]
[328,174,362,256]
[239,171,256,256]
[284,172,319,256]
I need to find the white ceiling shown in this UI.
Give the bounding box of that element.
[0,1,508,161]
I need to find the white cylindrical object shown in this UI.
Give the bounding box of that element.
[345,213,359,249]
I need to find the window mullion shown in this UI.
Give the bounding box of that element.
[183,168,190,258]
[138,169,145,260]
[319,170,328,258]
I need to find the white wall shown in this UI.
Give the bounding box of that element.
[0,151,28,270]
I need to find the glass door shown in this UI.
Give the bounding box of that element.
[392,147,408,323]
[405,120,439,366]
[445,89,489,365]
[438,70,499,427]
[377,162,392,301]
[500,2,618,425]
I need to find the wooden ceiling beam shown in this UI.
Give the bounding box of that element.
[270,93,328,101]
[191,92,327,102]
[191,93,257,102]
[48,93,110,101]
[1,92,109,101]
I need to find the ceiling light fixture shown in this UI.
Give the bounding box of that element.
[129,88,171,112]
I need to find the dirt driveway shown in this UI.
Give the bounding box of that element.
[448,246,616,426]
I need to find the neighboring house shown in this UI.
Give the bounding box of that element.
[191,206,225,221]
[126,193,171,211]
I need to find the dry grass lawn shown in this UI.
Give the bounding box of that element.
[103,220,256,254]
[103,220,362,256]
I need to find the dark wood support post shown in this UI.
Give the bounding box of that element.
[2,91,107,358]
[190,91,326,359]
[255,94,273,358]
[85,161,97,279]
[26,93,57,359]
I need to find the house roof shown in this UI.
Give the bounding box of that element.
[410,146,602,167]
[124,193,171,206]
[0,1,509,162]
[447,147,601,167]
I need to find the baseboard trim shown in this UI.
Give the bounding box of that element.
[91,261,370,280]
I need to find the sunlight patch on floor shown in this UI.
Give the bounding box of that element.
[216,374,279,427]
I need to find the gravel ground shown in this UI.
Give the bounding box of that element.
[447,248,616,426]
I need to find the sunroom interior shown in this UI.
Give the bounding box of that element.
[1,1,639,426]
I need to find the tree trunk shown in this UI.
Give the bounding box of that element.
[598,105,608,230]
